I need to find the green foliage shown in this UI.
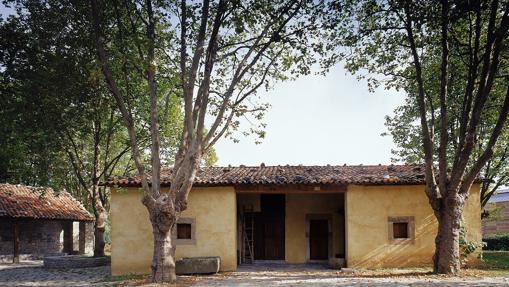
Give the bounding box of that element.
[482,202,504,221]
[483,234,509,251]
[0,0,103,192]
[0,0,201,206]
[203,148,218,167]
[104,0,337,145]
[459,225,485,266]
[327,0,509,206]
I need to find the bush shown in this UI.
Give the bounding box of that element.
[483,234,509,251]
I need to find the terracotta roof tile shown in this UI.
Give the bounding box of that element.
[103,164,426,187]
[0,184,94,221]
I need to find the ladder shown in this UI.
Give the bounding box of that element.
[241,205,254,264]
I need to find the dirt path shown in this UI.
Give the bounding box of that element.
[188,264,509,287]
[2,262,507,286]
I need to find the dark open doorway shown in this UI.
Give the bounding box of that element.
[309,219,329,260]
[253,194,285,260]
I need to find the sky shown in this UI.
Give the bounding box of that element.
[0,4,406,167]
[213,65,406,167]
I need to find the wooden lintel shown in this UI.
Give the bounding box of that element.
[234,184,346,194]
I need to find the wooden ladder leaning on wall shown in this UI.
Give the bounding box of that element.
[241,205,254,264]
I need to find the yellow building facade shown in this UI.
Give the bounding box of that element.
[345,184,481,268]
[111,186,237,275]
[109,175,481,275]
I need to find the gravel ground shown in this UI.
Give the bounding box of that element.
[0,261,111,287]
[188,264,509,287]
[1,261,508,286]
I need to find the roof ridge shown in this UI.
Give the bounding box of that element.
[104,164,426,187]
[198,164,421,168]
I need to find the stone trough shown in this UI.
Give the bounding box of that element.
[43,255,110,269]
[176,256,221,275]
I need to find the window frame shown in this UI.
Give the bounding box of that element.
[176,223,192,240]
[172,217,196,245]
[388,216,414,244]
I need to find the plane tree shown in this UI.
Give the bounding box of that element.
[329,0,509,274]
[90,0,334,282]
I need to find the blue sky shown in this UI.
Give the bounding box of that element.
[1,5,406,167]
[213,64,405,166]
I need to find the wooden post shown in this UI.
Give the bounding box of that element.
[78,221,86,254]
[13,220,20,263]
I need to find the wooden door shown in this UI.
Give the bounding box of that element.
[309,219,329,260]
[253,194,285,260]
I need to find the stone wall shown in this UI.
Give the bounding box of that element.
[0,218,95,260]
[0,219,63,258]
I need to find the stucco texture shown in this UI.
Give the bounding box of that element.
[285,194,345,263]
[110,186,236,276]
[345,184,481,269]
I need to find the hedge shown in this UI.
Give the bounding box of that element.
[483,234,509,251]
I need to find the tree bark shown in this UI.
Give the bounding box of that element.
[94,207,108,257]
[149,203,177,283]
[433,194,465,274]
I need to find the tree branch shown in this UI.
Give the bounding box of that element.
[90,0,153,206]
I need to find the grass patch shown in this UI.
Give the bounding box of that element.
[481,251,509,269]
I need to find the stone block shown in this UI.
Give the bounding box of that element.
[43,255,110,268]
[328,257,345,269]
[176,256,220,275]
[341,267,356,273]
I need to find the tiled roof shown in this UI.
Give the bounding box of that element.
[489,189,509,203]
[0,183,94,221]
[103,164,426,187]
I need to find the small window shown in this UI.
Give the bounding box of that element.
[177,223,192,239]
[392,222,408,239]
[173,217,196,245]
[388,216,414,243]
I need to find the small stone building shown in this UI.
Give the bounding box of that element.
[482,188,509,235]
[0,183,94,262]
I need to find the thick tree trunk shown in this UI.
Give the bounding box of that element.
[432,195,464,274]
[146,192,179,284]
[94,226,106,257]
[150,219,177,283]
[93,208,107,257]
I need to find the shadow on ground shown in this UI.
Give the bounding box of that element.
[0,261,111,287]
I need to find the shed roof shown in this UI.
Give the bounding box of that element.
[489,188,509,203]
[0,183,94,221]
[103,164,426,187]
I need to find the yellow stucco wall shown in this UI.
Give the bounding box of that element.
[285,194,345,263]
[345,184,481,268]
[111,186,237,276]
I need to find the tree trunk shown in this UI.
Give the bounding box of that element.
[93,208,108,257]
[433,195,464,274]
[149,201,177,283]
